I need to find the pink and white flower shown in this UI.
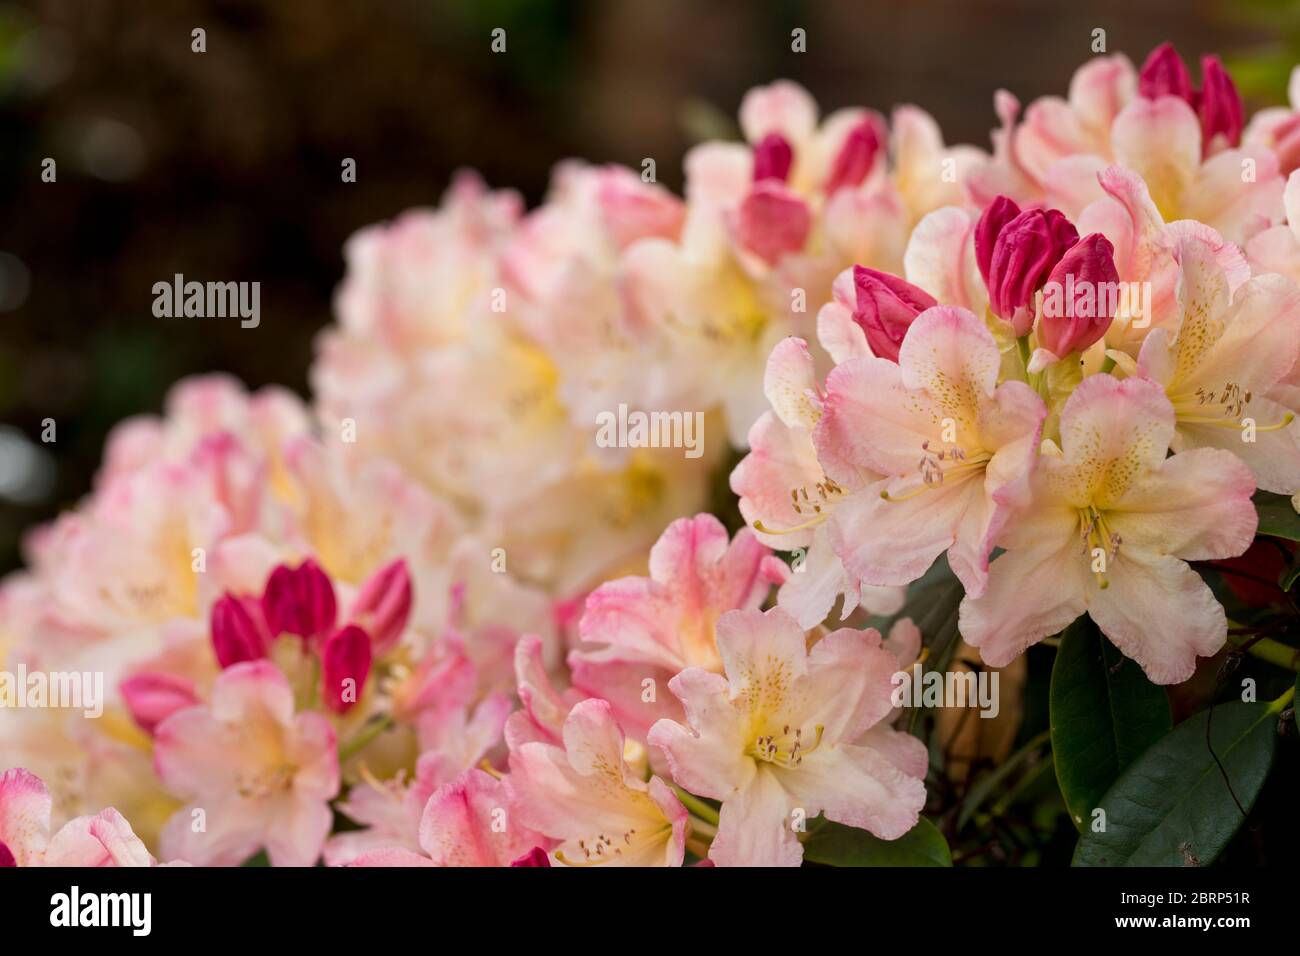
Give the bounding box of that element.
[647,607,926,866]
[508,699,688,866]
[959,375,1257,683]
[154,661,340,866]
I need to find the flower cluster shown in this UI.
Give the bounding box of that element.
[3,44,1299,867]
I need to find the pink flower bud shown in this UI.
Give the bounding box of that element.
[752,132,794,183]
[321,624,372,714]
[349,558,412,656]
[974,195,1021,287]
[596,174,685,250]
[825,117,881,194]
[120,672,199,734]
[1138,42,1193,102]
[510,847,552,867]
[1197,56,1244,151]
[0,843,14,867]
[985,207,1079,334]
[733,181,811,264]
[262,559,336,644]
[211,594,268,668]
[1038,233,1120,357]
[851,265,937,362]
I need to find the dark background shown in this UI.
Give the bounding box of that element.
[0,0,1295,572]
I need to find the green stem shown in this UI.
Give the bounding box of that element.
[1267,684,1296,714]
[1099,355,1117,375]
[1015,334,1032,381]
[338,713,394,762]
[672,786,720,826]
[1227,633,1300,673]
[688,815,718,838]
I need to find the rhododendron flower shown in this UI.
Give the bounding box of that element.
[569,513,786,737]
[0,768,176,867]
[815,305,1046,597]
[351,768,546,867]
[1137,44,1244,155]
[509,699,688,866]
[120,671,200,734]
[348,558,413,656]
[324,749,484,866]
[975,47,1282,244]
[505,635,583,749]
[647,607,926,867]
[154,661,340,866]
[731,336,905,627]
[1035,232,1121,360]
[1244,67,1300,175]
[1134,228,1300,493]
[1247,168,1300,285]
[960,375,1257,683]
[978,201,1079,333]
[850,265,937,361]
[262,558,337,645]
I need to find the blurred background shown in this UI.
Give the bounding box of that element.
[0,0,1296,573]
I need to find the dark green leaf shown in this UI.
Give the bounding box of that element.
[1073,701,1278,866]
[900,557,965,735]
[803,817,951,867]
[1050,619,1171,831]
[1253,490,1300,542]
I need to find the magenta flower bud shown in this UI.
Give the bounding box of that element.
[349,558,412,656]
[824,117,881,194]
[262,558,337,644]
[120,672,199,734]
[986,208,1079,334]
[321,624,372,714]
[1197,56,1244,151]
[510,847,552,867]
[0,843,15,867]
[1038,233,1120,357]
[851,265,937,362]
[974,195,1022,287]
[752,132,794,183]
[733,181,811,264]
[1138,42,1193,102]
[211,594,268,668]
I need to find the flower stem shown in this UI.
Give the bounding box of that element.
[1227,632,1300,673]
[339,713,394,762]
[1267,684,1296,714]
[672,785,720,826]
[688,815,718,838]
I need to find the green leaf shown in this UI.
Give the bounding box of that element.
[1253,490,1300,542]
[1073,701,1278,866]
[803,817,951,867]
[1050,619,1171,831]
[900,558,965,735]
